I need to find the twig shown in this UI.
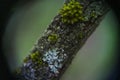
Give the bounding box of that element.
[14,0,110,80]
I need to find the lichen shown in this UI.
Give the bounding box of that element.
[43,48,67,74]
[83,1,103,21]
[59,0,85,24]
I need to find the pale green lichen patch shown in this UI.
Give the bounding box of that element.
[59,0,85,24]
[83,1,104,21]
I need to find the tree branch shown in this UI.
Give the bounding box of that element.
[14,0,110,80]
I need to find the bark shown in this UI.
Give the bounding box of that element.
[14,0,110,80]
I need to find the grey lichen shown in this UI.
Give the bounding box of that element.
[83,1,104,21]
[43,48,67,74]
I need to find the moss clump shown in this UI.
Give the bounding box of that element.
[59,0,85,24]
[23,57,29,63]
[90,11,97,18]
[30,51,41,60]
[48,34,58,42]
[23,51,44,68]
[30,51,39,61]
[78,32,83,39]
[15,68,21,74]
[29,51,43,67]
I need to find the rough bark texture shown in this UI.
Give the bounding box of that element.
[14,0,110,80]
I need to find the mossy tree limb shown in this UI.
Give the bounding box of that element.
[14,0,110,80]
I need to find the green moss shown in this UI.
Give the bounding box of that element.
[23,51,44,68]
[48,33,58,42]
[78,32,83,39]
[29,51,43,66]
[23,57,29,63]
[15,68,21,74]
[30,51,39,59]
[91,11,97,18]
[30,51,39,60]
[59,0,85,24]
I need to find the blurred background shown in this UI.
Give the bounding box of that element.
[2,0,119,80]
